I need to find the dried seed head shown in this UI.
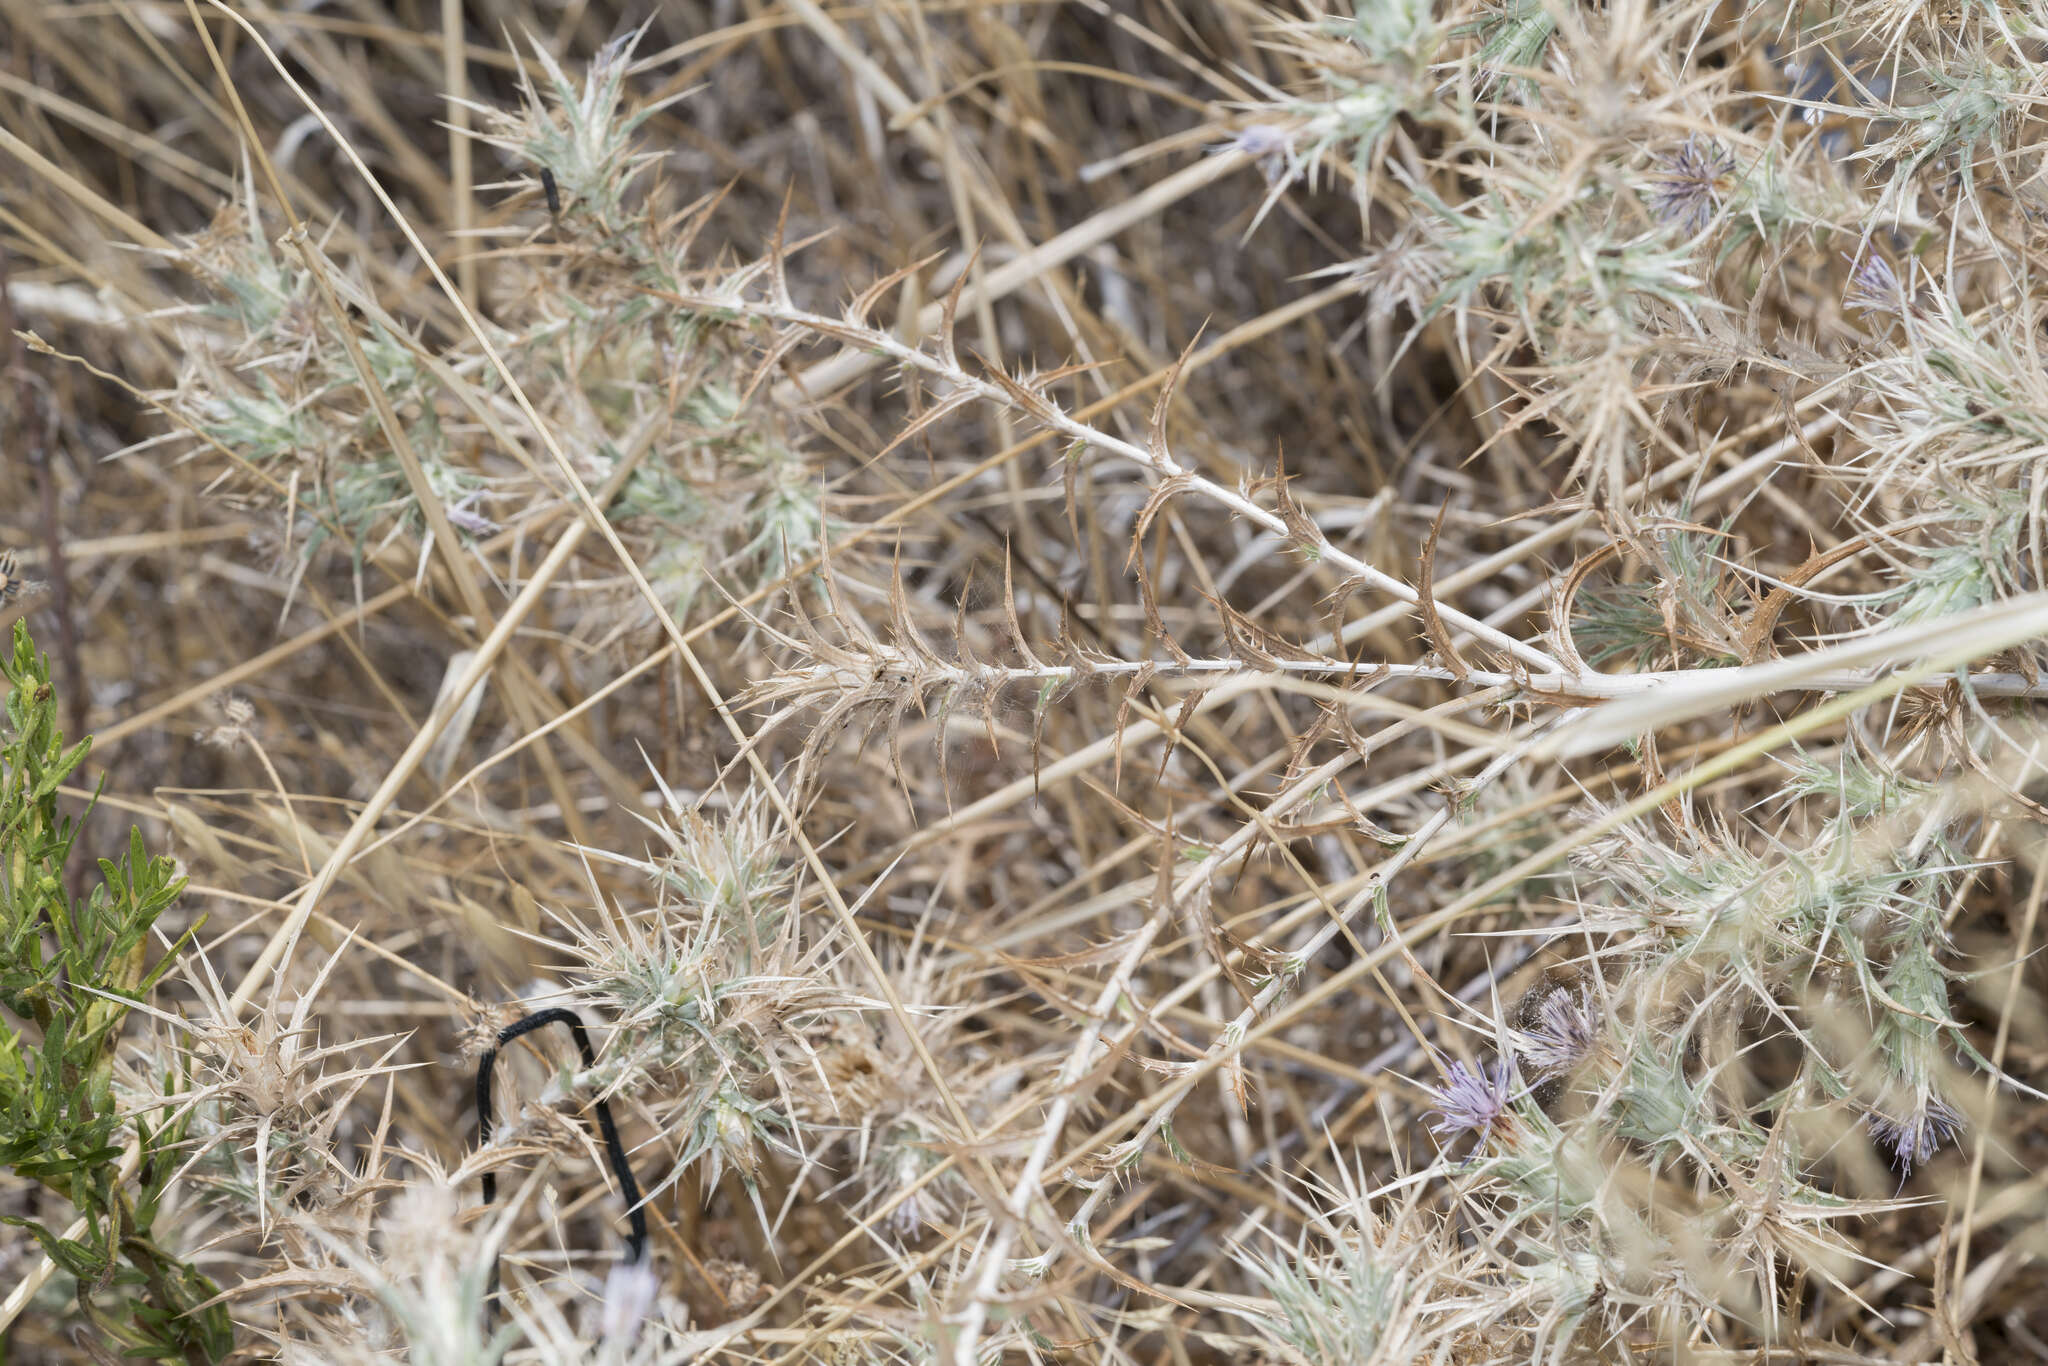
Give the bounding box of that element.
[1345,226,1449,321]
[456,998,530,1061]
[196,694,256,749]
[702,1258,769,1315]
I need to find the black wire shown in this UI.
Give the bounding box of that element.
[475,1007,647,1324]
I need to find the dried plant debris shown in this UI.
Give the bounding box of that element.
[3,2,2048,1363]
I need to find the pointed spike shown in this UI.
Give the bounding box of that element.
[1417,495,1471,684]
[1148,323,1209,466]
[769,184,797,310]
[1001,546,1043,671]
[846,250,946,329]
[935,242,981,371]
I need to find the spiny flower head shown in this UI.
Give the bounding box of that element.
[474,24,670,235]
[1649,137,1735,234]
[1845,252,1909,316]
[1426,1058,1517,1156]
[1225,123,1300,186]
[195,694,257,749]
[1520,986,1601,1078]
[1867,1095,1963,1174]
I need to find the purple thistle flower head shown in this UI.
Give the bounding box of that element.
[444,497,501,537]
[1867,1094,1963,1174]
[1520,987,1599,1077]
[1844,253,1907,316]
[1223,123,1298,186]
[1650,137,1735,235]
[1427,1058,1517,1154]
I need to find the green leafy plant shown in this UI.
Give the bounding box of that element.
[0,622,229,1365]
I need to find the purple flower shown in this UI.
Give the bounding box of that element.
[1844,253,1907,316]
[1650,138,1735,234]
[1222,123,1297,186]
[1520,987,1599,1077]
[1867,1095,1963,1174]
[1427,1059,1517,1154]
[444,496,501,537]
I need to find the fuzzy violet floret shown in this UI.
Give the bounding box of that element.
[1424,1057,1520,1157]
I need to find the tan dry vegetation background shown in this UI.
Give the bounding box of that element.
[3,1,2048,1362]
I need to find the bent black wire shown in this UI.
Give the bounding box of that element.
[475,1006,646,1322]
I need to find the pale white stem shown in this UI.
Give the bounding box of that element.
[778,652,2048,702]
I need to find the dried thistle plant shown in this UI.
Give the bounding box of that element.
[9,0,2048,1362]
